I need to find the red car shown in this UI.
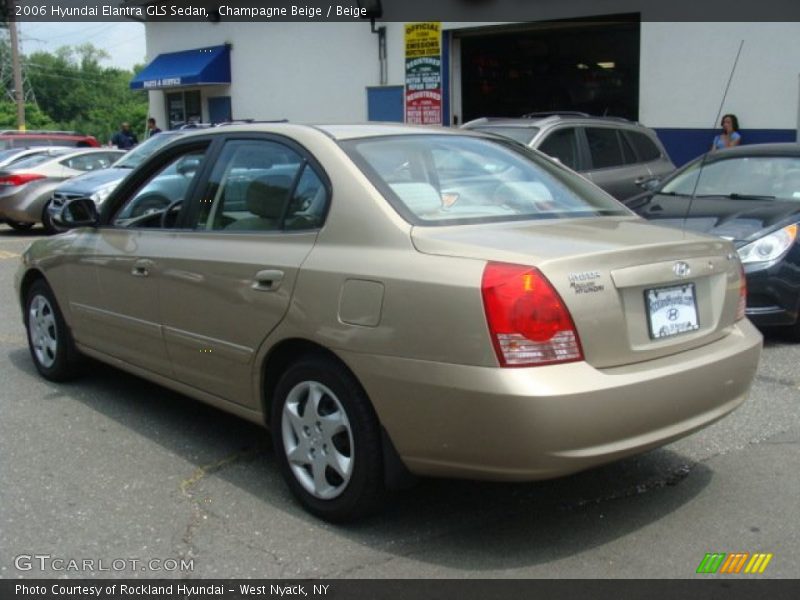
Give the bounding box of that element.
[0,130,100,149]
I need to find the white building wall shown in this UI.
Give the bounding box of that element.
[142,21,800,135]
[640,22,800,129]
[144,22,382,125]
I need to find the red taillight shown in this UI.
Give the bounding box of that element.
[0,173,46,187]
[737,262,747,321]
[481,262,583,367]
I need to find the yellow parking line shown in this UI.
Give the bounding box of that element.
[0,250,21,259]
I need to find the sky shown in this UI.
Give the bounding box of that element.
[17,21,147,71]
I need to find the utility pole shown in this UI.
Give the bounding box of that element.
[7,1,24,131]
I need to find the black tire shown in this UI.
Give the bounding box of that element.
[271,356,384,522]
[24,279,83,381]
[41,201,61,235]
[7,220,34,232]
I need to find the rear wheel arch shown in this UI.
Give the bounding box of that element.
[260,339,358,428]
[260,339,416,496]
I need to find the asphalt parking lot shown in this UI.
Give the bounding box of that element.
[1,224,798,579]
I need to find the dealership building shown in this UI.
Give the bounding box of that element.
[131,6,800,165]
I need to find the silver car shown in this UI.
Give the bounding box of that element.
[462,113,675,200]
[0,148,125,232]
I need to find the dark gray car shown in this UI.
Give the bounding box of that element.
[462,113,675,200]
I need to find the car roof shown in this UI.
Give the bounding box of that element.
[5,147,123,170]
[174,122,471,142]
[704,142,800,160]
[463,115,646,130]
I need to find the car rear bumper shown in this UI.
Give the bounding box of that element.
[341,319,762,481]
[0,192,47,223]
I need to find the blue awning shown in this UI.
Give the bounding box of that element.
[130,45,231,90]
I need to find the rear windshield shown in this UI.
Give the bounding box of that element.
[341,134,628,226]
[468,126,539,146]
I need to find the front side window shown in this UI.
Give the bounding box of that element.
[196,139,326,232]
[113,148,207,227]
[342,134,629,225]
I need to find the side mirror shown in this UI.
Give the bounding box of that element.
[54,197,99,229]
[637,177,662,192]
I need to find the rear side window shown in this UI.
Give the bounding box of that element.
[625,131,662,162]
[537,128,579,170]
[585,128,624,169]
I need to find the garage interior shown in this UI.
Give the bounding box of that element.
[457,16,640,123]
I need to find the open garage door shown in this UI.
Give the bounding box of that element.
[455,17,640,124]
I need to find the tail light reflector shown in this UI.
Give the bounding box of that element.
[736,262,747,321]
[481,262,583,367]
[0,173,46,187]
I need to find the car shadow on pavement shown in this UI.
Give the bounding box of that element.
[8,347,713,572]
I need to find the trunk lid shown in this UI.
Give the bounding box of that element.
[412,216,743,368]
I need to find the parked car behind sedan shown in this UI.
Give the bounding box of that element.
[624,143,800,339]
[0,130,100,149]
[0,146,73,170]
[47,131,187,232]
[16,123,761,521]
[462,113,675,200]
[0,148,125,232]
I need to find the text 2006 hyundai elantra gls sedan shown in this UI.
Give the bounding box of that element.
[15,123,762,521]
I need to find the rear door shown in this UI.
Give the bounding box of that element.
[583,126,651,199]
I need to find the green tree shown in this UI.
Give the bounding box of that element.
[0,101,56,129]
[22,43,148,141]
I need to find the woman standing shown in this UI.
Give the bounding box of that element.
[711,114,742,150]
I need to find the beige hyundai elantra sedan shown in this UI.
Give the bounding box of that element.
[15,123,762,521]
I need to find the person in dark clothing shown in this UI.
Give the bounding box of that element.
[110,122,138,149]
[146,117,162,139]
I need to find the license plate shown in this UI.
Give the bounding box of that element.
[645,283,700,339]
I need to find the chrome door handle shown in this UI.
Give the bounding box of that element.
[252,269,284,291]
[131,259,153,277]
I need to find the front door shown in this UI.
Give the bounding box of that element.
[77,141,212,375]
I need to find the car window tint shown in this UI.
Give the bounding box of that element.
[537,128,579,170]
[619,131,637,164]
[284,166,327,230]
[61,153,114,171]
[625,131,662,162]
[113,148,208,227]
[586,127,624,169]
[196,140,303,232]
